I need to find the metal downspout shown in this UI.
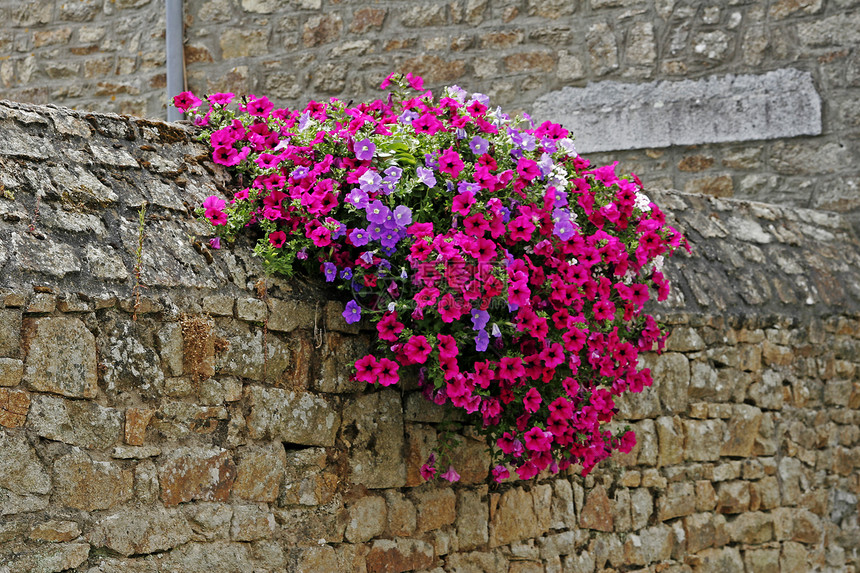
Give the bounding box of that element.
[165,0,185,122]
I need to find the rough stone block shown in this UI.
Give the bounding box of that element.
[230,504,275,542]
[87,507,192,556]
[490,487,540,546]
[413,487,456,533]
[27,394,122,449]
[365,538,435,573]
[578,485,614,532]
[657,482,696,521]
[22,317,98,399]
[534,69,821,153]
[247,386,339,447]
[29,520,81,543]
[0,309,22,358]
[3,543,90,573]
[124,407,154,446]
[384,490,417,537]
[53,451,133,511]
[341,390,405,488]
[720,404,763,457]
[656,415,685,467]
[726,511,773,544]
[158,446,237,506]
[0,387,29,428]
[233,443,286,503]
[684,419,724,461]
[716,480,750,514]
[0,428,51,500]
[457,487,489,549]
[345,495,387,543]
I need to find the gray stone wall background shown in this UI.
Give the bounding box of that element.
[0,0,858,230]
[0,98,859,573]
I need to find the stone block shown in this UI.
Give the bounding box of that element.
[4,543,90,573]
[220,29,269,58]
[341,390,405,488]
[716,480,750,514]
[345,495,387,543]
[414,487,456,533]
[302,13,343,47]
[124,407,154,446]
[684,419,723,461]
[684,512,718,554]
[233,443,286,503]
[323,300,359,334]
[53,451,133,511]
[158,446,237,506]
[27,394,122,449]
[0,358,23,386]
[202,295,234,317]
[720,404,763,457]
[578,485,613,532]
[247,385,339,447]
[280,447,338,507]
[631,488,653,530]
[656,415,685,467]
[622,524,673,566]
[230,504,275,542]
[236,297,267,322]
[22,317,97,398]
[448,434,490,485]
[87,507,193,556]
[688,546,743,573]
[490,487,540,546]
[551,479,576,529]
[534,69,822,153]
[350,7,386,33]
[657,482,696,521]
[0,387,30,428]
[726,511,773,544]
[29,520,81,543]
[384,490,417,537]
[0,428,51,502]
[365,538,435,573]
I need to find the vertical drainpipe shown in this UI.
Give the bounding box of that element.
[165,0,185,122]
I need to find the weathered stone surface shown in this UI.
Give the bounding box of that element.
[726,511,773,544]
[22,317,97,398]
[247,385,339,447]
[579,485,613,532]
[268,297,316,332]
[413,487,456,533]
[88,507,192,556]
[688,546,744,572]
[29,519,81,543]
[535,69,821,153]
[124,407,154,446]
[716,480,750,514]
[490,487,540,546]
[720,404,763,457]
[658,482,696,521]
[0,387,30,428]
[27,394,122,449]
[158,446,237,506]
[156,541,257,573]
[0,428,51,508]
[215,321,293,383]
[384,490,417,537]
[53,451,133,511]
[5,543,90,573]
[656,415,685,467]
[0,310,22,358]
[457,487,489,550]
[684,419,723,461]
[280,447,338,507]
[345,494,387,543]
[233,443,286,503]
[364,538,435,573]
[341,390,405,489]
[231,504,275,541]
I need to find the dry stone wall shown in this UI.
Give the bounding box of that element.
[0,101,859,572]
[0,0,858,230]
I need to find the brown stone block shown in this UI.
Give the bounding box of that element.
[678,155,715,172]
[716,480,750,514]
[490,487,540,546]
[54,451,133,512]
[351,7,386,33]
[303,13,343,47]
[233,443,286,503]
[400,55,466,84]
[720,404,763,458]
[29,520,81,543]
[479,30,524,49]
[657,482,696,521]
[683,175,734,198]
[365,538,434,573]
[22,317,98,399]
[124,407,153,446]
[579,485,613,532]
[505,51,555,73]
[413,487,456,533]
[0,387,30,428]
[158,447,236,506]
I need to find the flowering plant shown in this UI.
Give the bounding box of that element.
[176,73,686,482]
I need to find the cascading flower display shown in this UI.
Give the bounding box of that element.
[176,73,687,482]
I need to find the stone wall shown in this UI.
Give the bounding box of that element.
[1,102,859,572]
[0,0,858,230]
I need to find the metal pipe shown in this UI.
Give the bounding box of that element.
[165,0,185,122]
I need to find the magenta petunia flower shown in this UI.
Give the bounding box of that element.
[268,231,287,248]
[441,465,460,483]
[173,91,202,112]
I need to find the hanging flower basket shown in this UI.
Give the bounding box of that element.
[176,73,687,483]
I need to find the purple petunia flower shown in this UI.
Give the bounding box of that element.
[323,262,337,282]
[355,138,375,161]
[340,267,353,280]
[208,237,221,250]
[475,329,490,352]
[416,167,436,188]
[349,228,369,247]
[384,166,402,183]
[393,205,412,228]
[470,308,490,331]
[359,170,381,193]
[469,136,489,155]
[343,300,361,324]
[398,110,418,124]
[346,188,369,209]
[366,200,391,224]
